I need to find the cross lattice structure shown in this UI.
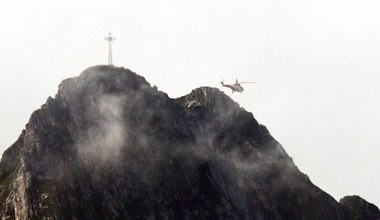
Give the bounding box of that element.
[104,32,116,66]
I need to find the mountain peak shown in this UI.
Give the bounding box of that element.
[0,66,378,219]
[178,86,238,109]
[57,65,151,100]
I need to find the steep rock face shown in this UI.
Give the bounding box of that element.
[0,65,378,219]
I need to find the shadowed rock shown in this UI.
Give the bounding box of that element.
[340,196,380,220]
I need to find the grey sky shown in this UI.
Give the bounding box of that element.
[1,0,379,205]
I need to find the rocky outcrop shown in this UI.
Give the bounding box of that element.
[340,196,380,220]
[0,65,378,219]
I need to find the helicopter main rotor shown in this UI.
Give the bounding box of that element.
[237,81,256,84]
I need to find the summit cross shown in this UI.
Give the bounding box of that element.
[104,32,116,66]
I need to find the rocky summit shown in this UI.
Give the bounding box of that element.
[0,65,378,220]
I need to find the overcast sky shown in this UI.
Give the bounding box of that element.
[1,0,379,206]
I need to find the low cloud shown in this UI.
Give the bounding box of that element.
[76,94,126,164]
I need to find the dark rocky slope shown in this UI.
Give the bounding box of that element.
[0,65,378,220]
[340,196,380,220]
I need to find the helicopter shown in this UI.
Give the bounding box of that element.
[220,79,256,93]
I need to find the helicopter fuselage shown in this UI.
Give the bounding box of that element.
[221,82,244,93]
